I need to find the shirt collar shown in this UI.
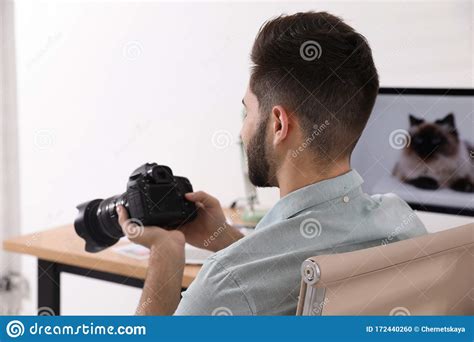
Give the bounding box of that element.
[255,169,364,229]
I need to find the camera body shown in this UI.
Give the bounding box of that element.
[74,163,197,253]
[125,163,196,226]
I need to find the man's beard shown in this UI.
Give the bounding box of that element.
[245,117,275,187]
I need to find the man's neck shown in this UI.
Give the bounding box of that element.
[277,159,351,198]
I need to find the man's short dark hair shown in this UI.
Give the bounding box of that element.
[250,11,379,162]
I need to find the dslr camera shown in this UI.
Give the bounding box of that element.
[74,163,197,252]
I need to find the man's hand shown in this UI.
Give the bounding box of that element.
[116,205,185,251]
[180,191,244,252]
[116,205,185,315]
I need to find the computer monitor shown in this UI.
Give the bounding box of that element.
[352,88,474,216]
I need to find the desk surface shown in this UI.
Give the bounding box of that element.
[3,208,472,288]
[2,208,253,288]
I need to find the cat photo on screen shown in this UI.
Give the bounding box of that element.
[351,88,474,215]
[392,113,474,193]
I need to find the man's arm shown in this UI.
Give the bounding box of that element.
[116,191,244,315]
[174,256,254,315]
[117,205,185,315]
[135,245,184,315]
[180,191,244,252]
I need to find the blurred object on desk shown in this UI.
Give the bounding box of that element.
[113,242,213,264]
[223,207,266,229]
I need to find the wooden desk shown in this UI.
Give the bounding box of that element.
[2,208,254,315]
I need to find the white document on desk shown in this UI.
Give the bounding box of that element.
[113,241,214,265]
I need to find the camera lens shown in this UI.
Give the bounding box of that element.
[74,194,127,253]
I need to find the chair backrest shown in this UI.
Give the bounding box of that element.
[296,223,474,316]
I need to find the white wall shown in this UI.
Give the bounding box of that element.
[11,0,472,314]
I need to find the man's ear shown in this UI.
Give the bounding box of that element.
[270,105,290,146]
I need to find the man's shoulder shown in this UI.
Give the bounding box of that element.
[368,192,428,237]
[370,192,418,218]
[370,191,410,207]
[208,225,300,282]
[210,233,256,270]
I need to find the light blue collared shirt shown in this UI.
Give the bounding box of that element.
[175,170,427,315]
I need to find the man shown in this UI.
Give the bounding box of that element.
[116,11,427,315]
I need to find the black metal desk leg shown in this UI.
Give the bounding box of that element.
[38,259,60,316]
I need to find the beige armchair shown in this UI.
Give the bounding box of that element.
[296,223,473,315]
